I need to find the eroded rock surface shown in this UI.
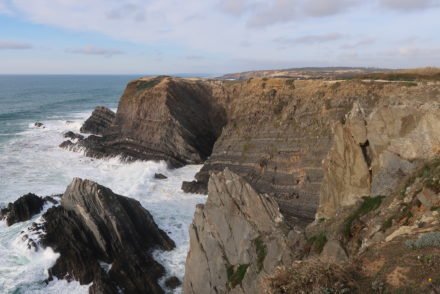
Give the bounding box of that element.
[318,98,440,218]
[1,193,45,226]
[42,178,175,294]
[80,106,115,135]
[184,169,292,294]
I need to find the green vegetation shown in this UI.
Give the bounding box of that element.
[405,232,440,249]
[227,264,249,288]
[136,78,162,91]
[254,237,267,272]
[381,216,393,232]
[308,232,328,253]
[343,196,385,238]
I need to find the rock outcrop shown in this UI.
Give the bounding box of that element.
[317,98,440,218]
[66,77,227,167]
[80,106,115,135]
[1,193,46,226]
[184,169,293,294]
[41,178,175,294]
[65,76,440,226]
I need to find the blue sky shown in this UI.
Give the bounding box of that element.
[0,0,439,74]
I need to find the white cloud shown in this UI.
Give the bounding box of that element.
[66,45,124,57]
[0,40,32,49]
[275,33,345,45]
[379,0,439,11]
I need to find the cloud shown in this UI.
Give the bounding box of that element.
[379,0,439,11]
[247,0,362,27]
[106,3,145,22]
[275,33,344,45]
[341,37,375,49]
[219,0,253,16]
[303,0,361,17]
[0,40,32,49]
[66,46,124,57]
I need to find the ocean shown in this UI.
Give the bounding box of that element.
[0,75,205,293]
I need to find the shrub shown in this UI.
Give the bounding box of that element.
[254,237,267,272]
[264,259,358,294]
[343,196,385,238]
[227,264,249,288]
[405,232,440,249]
[308,232,328,254]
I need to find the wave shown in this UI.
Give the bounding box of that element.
[0,110,204,293]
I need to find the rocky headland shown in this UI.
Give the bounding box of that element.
[57,71,440,293]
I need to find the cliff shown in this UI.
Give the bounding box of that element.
[67,76,440,227]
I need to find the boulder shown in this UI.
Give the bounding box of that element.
[80,106,115,135]
[34,122,44,128]
[41,178,175,294]
[154,173,168,180]
[0,193,45,226]
[181,180,207,194]
[64,131,84,140]
[320,240,348,263]
[165,276,182,289]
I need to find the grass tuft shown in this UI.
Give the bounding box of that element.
[343,196,385,238]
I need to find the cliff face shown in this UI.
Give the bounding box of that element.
[318,93,440,218]
[199,79,440,224]
[69,76,227,167]
[184,169,293,294]
[71,77,440,226]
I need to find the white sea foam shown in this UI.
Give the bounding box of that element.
[0,110,204,293]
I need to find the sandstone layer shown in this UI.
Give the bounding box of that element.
[80,106,115,135]
[42,178,175,294]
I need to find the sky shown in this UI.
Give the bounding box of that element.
[0,0,439,74]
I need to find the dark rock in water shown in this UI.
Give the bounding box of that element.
[154,173,168,180]
[181,180,207,195]
[0,193,45,226]
[34,122,44,128]
[41,178,175,294]
[165,276,182,289]
[43,196,59,205]
[80,106,115,135]
[59,140,74,149]
[64,131,84,140]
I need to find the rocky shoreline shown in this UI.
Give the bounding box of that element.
[9,74,439,293]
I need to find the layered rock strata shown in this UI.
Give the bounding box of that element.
[184,169,293,294]
[42,178,175,294]
[80,106,115,135]
[64,76,227,167]
[66,77,440,225]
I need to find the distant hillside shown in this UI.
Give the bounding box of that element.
[219,67,440,81]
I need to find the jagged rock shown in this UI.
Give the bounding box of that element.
[64,131,84,140]
[80,106,115,135]
[34,122,44,128]
[317,100,440,219]
[59,140,74,149]
[41,178,175,294]
[181,180,207,194]
[164,276,181,289]
[320,240,348,263]
[0,193,45,226]
[184,169,292,294]
[154,173,167,180]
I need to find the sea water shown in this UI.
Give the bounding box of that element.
[0,75,205,293]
